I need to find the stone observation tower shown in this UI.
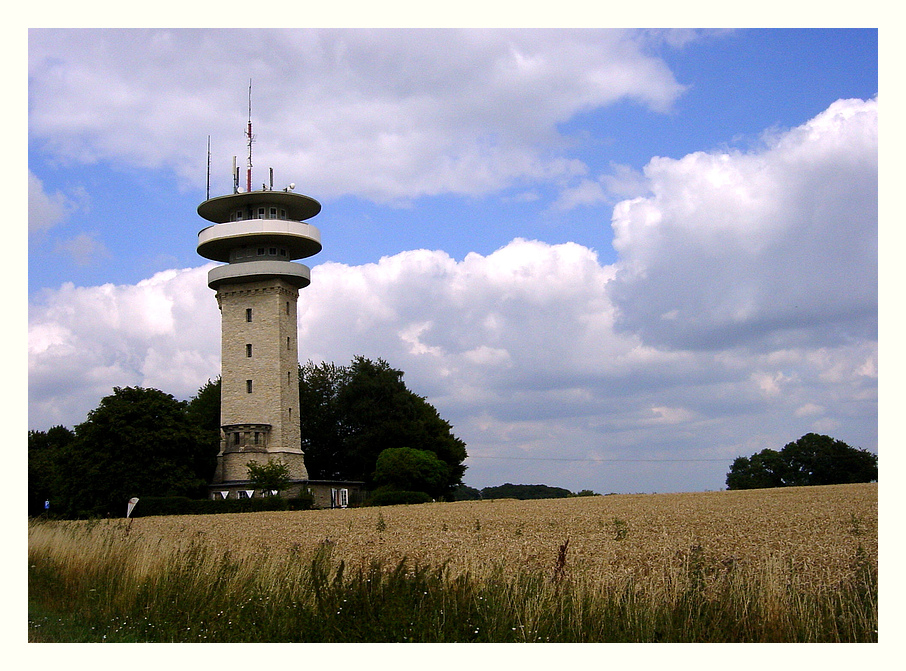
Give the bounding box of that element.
[197,89,321,492]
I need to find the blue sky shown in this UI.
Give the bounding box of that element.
[28,28,879,495]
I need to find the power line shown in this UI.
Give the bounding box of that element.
[466,455,730,463]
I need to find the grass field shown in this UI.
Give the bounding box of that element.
[28,482,877,642]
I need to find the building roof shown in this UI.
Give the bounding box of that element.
[197,190,321,223]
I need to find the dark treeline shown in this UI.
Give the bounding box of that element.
[29,356,471,518]
[452,483,598,501]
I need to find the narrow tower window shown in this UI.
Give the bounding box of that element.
[285,301,290,315]
[246,344,252,357]
[246,308,252,322]
[286,337,290,350]
[246,379,253,394]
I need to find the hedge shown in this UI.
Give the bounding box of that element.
[368,489,433,506]
[129,493,313,518]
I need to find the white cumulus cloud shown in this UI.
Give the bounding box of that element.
[28,265,221,428]
[28,29,689,203]
[28,171,76,234]
[608,97,877,352]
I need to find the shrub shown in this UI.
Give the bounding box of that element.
[369,488,433,506]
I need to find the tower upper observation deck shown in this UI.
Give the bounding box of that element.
[197,189,322,289]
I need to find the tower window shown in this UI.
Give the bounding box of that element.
[246,379,253,393]
[246,308,252,322]
[257,248,265,256]
[286,336,290,350]
[280,249,286,256]
[269,247,277,255]
[285,301,290,315]
[236,210,244,220]
[270,207,277,218]
[258,207,265,219]
[280,209,286,219]
[246,344,252,357]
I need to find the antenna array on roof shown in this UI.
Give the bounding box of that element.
[246,79,255,194]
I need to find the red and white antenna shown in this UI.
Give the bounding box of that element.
[246,79,255,193]
[206,135,211,201]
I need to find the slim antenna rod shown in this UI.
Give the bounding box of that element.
[246,79,254,193]
[206,135,211,201]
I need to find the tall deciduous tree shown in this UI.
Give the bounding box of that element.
[726,433,877,490]
[186,377,222,468]
[55,387,217,517]
[299,356,467,496]
[28,425,75,516]
[297,361,350,480]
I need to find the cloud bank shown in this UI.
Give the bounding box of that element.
[28,97,877,493]
[29,29,688,203]
[609,98,878,352]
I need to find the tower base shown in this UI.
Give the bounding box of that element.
[213,449,309,484]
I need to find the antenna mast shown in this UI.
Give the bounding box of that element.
[206,135,211,201]
[246,79,254,193]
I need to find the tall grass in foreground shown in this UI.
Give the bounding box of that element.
[28,518,876,642]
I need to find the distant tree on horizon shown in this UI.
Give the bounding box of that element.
[726,433,877,490]
[480,483,573,500]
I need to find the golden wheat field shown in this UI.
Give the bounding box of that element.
[100,483,875,587]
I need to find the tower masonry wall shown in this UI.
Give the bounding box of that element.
[217,451,309,483]
[216,277,303,457]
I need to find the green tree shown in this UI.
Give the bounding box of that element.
[298,361,350,480]
[55,387,217,517]
[372,447,449,499]
[452,484,482,501]
[246,459,292,494]
[299,356,467,497]
[481,483,572,500]
[185,377,222,480]
[725,449,788,490]
[781,433,878,486]
[28,425,75,516]
[726,433,877,490]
